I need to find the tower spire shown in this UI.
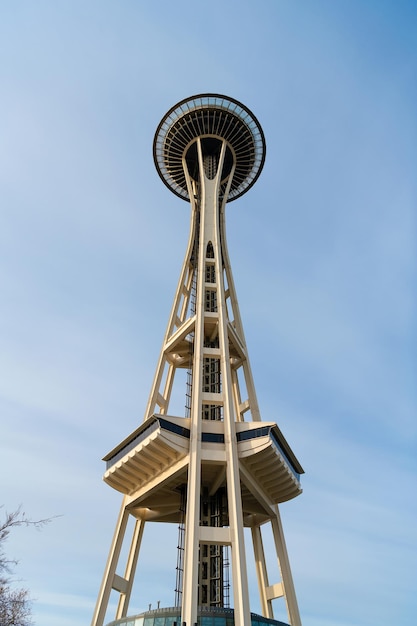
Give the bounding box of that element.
[92,94,304,626]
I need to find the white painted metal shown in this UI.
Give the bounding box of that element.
[271,509,302,626]
[115,518,144,619]
[91,500,130,626]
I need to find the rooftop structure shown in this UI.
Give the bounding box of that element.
[106,606,292,626]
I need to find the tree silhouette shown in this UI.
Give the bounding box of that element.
[0,507,50,626]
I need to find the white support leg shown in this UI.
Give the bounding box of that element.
[116,518,145,619]
[91,500,130,626]
[271,508,302,626]
[251,524,273,618]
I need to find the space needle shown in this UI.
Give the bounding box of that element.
[91,94,304,626]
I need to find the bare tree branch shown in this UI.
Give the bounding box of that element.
[0,506,53,626]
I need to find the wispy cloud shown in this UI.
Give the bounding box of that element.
[1,2,416,626]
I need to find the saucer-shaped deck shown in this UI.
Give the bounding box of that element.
[153,94,266,202]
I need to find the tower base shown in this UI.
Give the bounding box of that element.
[106,606,290,626]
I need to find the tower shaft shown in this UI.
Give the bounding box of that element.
[179,138,250,626]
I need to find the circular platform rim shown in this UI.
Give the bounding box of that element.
[153,93,266,202]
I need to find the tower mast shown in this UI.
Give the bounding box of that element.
[92,94,304,626]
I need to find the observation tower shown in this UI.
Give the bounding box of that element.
[91,94,304,626]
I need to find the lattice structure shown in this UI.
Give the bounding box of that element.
[91,94,304,626]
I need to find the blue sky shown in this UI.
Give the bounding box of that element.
[1,1,416,625]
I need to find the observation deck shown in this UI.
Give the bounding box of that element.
[153,94,266,202]
[103,415,303,522]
